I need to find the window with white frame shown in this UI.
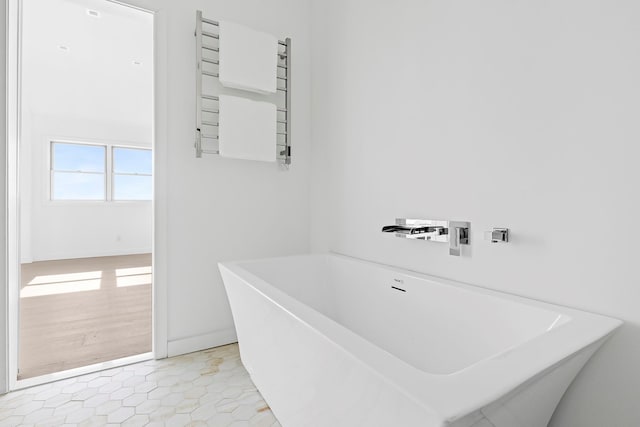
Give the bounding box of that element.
[51,142,106,200]
[50,141,151,201]
[112,147,152,201]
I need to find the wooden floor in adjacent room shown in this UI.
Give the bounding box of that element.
[19,254,152,380]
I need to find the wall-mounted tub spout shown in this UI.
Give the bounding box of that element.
[381,224,446,238]
[381,218,470,256]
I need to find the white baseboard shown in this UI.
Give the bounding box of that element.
[167,328,238,358]
[31,247,152,262]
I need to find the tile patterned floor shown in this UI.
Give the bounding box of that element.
[0,344,281,427]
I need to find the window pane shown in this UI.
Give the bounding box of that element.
[53,143,105,172]
[113,147,152,174]
[113,175,152,200]
[52,172,105,200]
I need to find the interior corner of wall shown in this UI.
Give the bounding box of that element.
[167,328,238,358]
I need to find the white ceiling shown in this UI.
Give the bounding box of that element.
[21,0,153,130]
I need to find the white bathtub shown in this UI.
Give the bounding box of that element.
[219,254,621,427]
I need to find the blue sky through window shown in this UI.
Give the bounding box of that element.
[113,147,152,174]
[53,143,105,172]
[113,147,152,200]
[52,172,105,200]
[51,142,152,201]
[113,175,152,200]
[52,143,105,200]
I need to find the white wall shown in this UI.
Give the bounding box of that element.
[159,0,312,355]
[1,0,8,394]
[20,0,153,262]
[309,1,640,426]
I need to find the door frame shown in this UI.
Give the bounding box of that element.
[4,0,169,391]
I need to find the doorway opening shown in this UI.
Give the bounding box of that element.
[13,0,154,384]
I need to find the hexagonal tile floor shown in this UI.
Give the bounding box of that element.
[0,343,281,426]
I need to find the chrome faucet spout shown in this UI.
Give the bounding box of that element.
[382,218,470,255]
[381,225,445,236]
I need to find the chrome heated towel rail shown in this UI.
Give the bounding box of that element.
[194,11,292,166]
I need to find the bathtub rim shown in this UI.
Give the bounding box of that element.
[218,252,623,423]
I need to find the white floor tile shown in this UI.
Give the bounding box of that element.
[0,344,281,427]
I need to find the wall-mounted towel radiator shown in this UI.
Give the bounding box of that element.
[194,11,292,165]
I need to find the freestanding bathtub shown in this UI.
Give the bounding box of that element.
[219,254,621,427]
